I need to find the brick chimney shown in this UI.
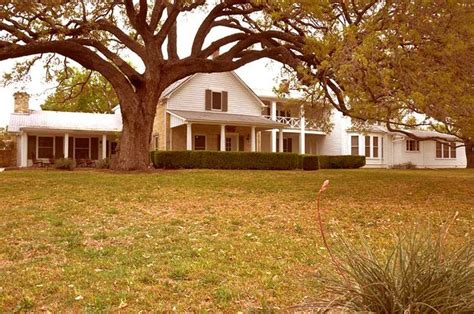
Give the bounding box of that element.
[13,92,30,113]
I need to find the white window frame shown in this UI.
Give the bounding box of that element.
[436,142,457,159]
[74,137,91,160]
[364,135,381,159]
[406,140,420,152]
[193,134,207,151]
[37,136,55,159]
[351,135,359,156]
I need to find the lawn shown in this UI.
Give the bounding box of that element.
[0,169,472,312]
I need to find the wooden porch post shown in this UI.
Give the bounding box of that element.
[279,129,284,153]
[102,134,107,159]
[186,123,192,151]
[251,126,256,152]
[220,124,226,151]
[20,132,28,167]
[64,133,69,158]
[271,101,277,153]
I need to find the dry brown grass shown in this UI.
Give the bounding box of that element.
[0,168,472,311]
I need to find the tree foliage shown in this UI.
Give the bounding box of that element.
[41,68,118,113]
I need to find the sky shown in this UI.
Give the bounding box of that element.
[0,8,283,128]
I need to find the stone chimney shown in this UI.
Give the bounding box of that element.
[13,92,30,113]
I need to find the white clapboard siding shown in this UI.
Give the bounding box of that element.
[166,72,263,116]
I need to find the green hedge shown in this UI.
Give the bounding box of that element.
[151,151,365,170]
[317,155,366,169]
[151,151,302,170]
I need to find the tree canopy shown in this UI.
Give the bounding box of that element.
[41,68,118,113]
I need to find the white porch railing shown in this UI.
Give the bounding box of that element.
[263,115,320,131]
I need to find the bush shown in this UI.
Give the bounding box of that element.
[391,162,417,169]
[318,155,365,169]
[54,158,76,170]
[95,158,110,169]
[300,155,319,170]
[325,230,474,313]
[151,151,302,170]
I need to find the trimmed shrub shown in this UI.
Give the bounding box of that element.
[300,155,319,170]
[318,155,365,169]
[95,158,110,169]
[151,151,302,170]
[54,158,76,170]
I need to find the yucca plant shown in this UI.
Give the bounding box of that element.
[316,181,474,313]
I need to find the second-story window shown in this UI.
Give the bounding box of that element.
[212,92,222,110]
[206,89,228,112]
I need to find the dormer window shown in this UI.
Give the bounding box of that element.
[212,92,222,110]
[205,89,228,112]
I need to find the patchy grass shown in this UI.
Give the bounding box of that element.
[0,169,472,311]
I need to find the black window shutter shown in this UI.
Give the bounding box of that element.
[205,89,212,111]
[222,91,228,112]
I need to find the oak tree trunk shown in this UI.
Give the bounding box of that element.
[111,95,157,171]
[465,140,474,169]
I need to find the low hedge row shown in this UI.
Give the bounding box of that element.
[151,151,365,170]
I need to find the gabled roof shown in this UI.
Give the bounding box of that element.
[9,110,122,133]
[161,71,266,108]
[168,109,284,128]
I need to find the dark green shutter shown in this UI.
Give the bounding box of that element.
[222,91,228,112]
[205,89,212,111]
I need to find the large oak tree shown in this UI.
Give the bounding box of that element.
[0,0,308,170]
[277,0,474,167]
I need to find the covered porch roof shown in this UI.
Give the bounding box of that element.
[168,109,285,129]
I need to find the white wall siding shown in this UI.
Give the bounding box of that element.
[167,72,262,116]
[319,111,352,155]
[392,139,467,168]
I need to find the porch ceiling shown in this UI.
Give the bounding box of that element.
[168,110,285,129]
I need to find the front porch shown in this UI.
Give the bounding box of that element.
[167,110,285,152]
[18,131,117,167]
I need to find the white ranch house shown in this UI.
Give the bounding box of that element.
[8,71,467,168]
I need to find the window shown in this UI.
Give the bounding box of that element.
[351,136,359,156]
[365,136,371,157]
[194,135,206,150]
[212,92,222,110]
[436,142,457,159]
[75,138,90,159]
[406,140,420,152]
[283,138,293,153]
[38,137,54,159]
[373,136,379,158]
[225,137,232,151]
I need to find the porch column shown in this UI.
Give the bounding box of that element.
[64,133,69,158]
[102,134,107,159]
[186,123,192,151]
[250,126,256,152]
[299,115,306,154]
[220,124,226,151]
[278,128,284,153]
[20,132,28,167]
[271,101,277,152]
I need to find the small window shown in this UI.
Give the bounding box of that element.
[436,142,457,159]
[38,137,54,159]
[283,138,293,153]
[194,135,206,150]
[406,140,420,152]
[365,136,371,157]
[225,137,232,151]
[436,142,442,158]
[75,138,90,159]
[212,92,222,110]
[351,136,359,156]
[373,137,379,158]
[450,143,456,158]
